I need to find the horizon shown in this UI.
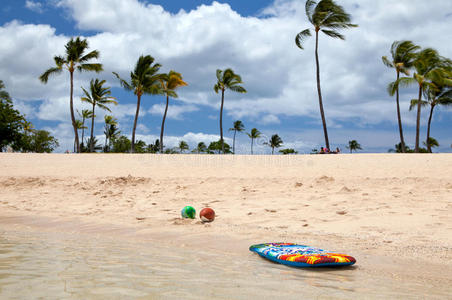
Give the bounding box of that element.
[1,0,452,153]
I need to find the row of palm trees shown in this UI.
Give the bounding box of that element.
[40,39,189,153]
[38,0,450,154]
[383,42,452,153]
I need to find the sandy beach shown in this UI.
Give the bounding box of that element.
[1,153,452,298]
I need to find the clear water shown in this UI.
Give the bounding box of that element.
[0,229,448,299]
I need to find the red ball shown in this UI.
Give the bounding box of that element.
[200,208,215,222]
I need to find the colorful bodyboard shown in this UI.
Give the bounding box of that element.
[249,243,356,268]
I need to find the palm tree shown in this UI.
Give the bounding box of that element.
[410,84,452,152]
[396,49,451,152]
[229,120,245,154]
[383,41,420,153]
[346,140,362,153]
[178,140,189,153]
[193,142,207,154]
[247,128,261,155]
[159,71,188,153]
[113,55,163,153]
[0,80,10,101]
[77,109,93,149]
[214,69,247,154]
[296,0,357,150]
[81,79,117,152]
[103,115,119,152]
[265,134,283,154]
[423,137,439,152]
[39,37,103,153]
[73,119,85,152]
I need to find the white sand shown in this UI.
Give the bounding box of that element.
[1,153,452,293]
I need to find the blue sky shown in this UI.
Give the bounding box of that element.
[1,0,452,153]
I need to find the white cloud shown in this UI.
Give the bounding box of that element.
[1,0,452,151]
[25,0,44,13]
[148,103,199,120]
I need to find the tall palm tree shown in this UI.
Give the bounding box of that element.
[383,41,420,153]
[396,49,451,152]
[410,84,452,153]
[346,140,362,153]
[214,68,247,154]
[296,0,357,150]
[159,71,187,153]
[39,37,103,153]
[103,115,119,152]
[265,134,283,154]
[193,142,207,154]
[81,79,117,152]
[77,109,93,150]
[247,128,261,155]
[113,55,163,153]
[229,120,245,154]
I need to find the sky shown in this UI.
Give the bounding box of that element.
[1,0,452,153]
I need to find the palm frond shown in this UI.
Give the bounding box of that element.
[409,99,428,111]
[39,67,62,83]
[305,0,317,24]
[382,56,394,69]
[79,50,100,63]
[228,85,247,93]
[295,29,311,50]
[78,63,103,73]
[321,29,344,39]
[214,84,220,94]
[113,72,133,91]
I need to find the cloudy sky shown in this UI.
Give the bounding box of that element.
[1,0,452,153]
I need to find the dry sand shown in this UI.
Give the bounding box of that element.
[1,153,452,295]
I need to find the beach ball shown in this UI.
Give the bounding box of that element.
[200,208,215,222]
[181,206,196,219]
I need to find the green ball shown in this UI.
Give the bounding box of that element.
[181,206,196,219]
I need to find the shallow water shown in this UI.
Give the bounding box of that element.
[0,229,448,299]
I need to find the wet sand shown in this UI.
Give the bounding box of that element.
[1,153,452,298]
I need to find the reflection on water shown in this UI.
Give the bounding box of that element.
[0,230,446,299]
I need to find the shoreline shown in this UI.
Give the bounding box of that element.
[1,153,452,295]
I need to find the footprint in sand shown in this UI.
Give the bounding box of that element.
[265,209,277,213]
[336,210,347,215]
[294,182,303,188]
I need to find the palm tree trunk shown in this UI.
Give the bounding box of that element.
[220,89,225,154]
[395,71,406,153]
[426,104,435,153]
[272,147,274,155]
[104,129,108,153]
[251,138,254,155]
[90,103,95,152]
[81,116,85,150]
[69,71,80,153]
[160,95,169,153]
[415,85,423,153]
[315,29,330,150]
[131,94,142,153]
[232,130,236,154]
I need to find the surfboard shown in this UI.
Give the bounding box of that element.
[249,243,356,267]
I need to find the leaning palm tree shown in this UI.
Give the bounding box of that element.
[296,0,357,150]
[214,69,247,154]
[383,41,420,153]
[77,109,93,150]
[265,134,283,154]
[423,137,439,152]
[346,140,362,153]
[396,49,451,152]
[39,37,103,153]
[410,84,452,152]
[113,55,162,153]
[229,120,245,154]
[247,128,261,155]
[159,71,188,153]
[81,79,117,152]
